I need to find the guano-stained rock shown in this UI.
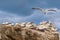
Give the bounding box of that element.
[0,21,59,40]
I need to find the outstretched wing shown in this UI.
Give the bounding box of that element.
[32,7,42,11]
[48,9,57,12]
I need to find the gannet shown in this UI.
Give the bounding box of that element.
[32,7,57,15]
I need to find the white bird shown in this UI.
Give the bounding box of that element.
[32,7,57,15]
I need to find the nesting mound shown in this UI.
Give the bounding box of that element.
[0,21,59,40]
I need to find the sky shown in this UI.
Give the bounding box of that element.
[0,0,60,34]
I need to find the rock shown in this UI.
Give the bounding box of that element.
[0,21,59,40]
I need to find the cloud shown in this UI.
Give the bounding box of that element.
[0,10,44,23]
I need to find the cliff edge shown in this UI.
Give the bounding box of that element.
[0,21,59,40]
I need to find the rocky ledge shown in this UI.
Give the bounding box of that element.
[0,21,59,40]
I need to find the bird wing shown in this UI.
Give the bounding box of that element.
[48,9,57,12]
[32,7,42,11]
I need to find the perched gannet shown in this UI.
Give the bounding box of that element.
[26,22,33,28]
[32,7,57,15]
[20,22,27,27]
[16,23,19,25]
[8,23,14,26]
[2,22,8,24]
[39,21,48,25]
[2,22,14,26]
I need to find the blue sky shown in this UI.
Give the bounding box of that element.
[0,0,60,34]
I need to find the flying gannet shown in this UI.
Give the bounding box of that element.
[32,7,57,15]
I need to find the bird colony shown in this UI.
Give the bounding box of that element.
[0,21,59,40]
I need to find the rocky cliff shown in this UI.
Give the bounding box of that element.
[0,21,59,40]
